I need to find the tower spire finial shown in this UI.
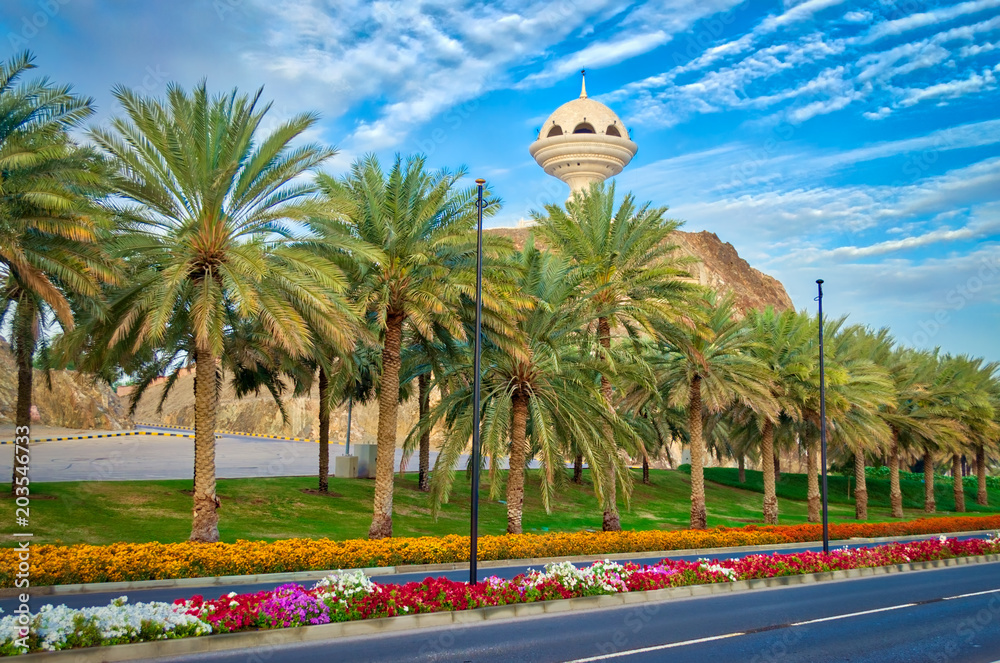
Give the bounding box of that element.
[580,68,587,98]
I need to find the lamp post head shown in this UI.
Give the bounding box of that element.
[475,178,486,185]
[816,279,824,284]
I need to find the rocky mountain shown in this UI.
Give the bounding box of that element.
[488,227,793,313]
[0,340,132,430]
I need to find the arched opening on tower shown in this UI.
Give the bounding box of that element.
[547,125,564,137]
[572,122,596,134]
[605,125,621,137]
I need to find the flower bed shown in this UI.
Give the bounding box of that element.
[2,536,998,656]
[3,515,1000,588]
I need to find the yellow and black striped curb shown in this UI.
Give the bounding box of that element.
[137,422,316,443]
[0,431,196,444]
[11,553,1000,662]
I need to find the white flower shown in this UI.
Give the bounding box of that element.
[313,570,380,600]
[522,560,632,594]
[698,562,737,581]
[0,599,211,652]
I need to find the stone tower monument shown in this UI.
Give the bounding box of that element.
[529,71,638,197]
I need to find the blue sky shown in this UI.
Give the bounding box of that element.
[3,0,999,360]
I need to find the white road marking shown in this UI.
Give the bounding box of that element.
[564,633,745,662]
[943,588,1000,600]
[789,603,915,626]
[562,588,1000,662]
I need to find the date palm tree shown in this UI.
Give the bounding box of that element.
[872,346,955,518]
[90,82,359,542]
[532,181,695,531]
[654,292,776,529]
[419,242,628,533]
[823,323,895,520]
[980,376,1000,506]
[741,307,814,524]
[400,323,465,492]
[937,356,998,513]
[319,154,521,539]
[0,52,115,491]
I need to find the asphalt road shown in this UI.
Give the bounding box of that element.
[162,563,1000,663]
[3,425,537,481]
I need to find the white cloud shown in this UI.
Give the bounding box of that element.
[899,67,998,107]
[243,0,631,151]
[813,119,1000,167]
[766,0,850,29]
[843,10,872,23]
[862,0,1000,43]
[787,89,859,122]
[960,41,999,57]
[863,106,893,120]
[521,31,671,87]
[824,216,1000,259]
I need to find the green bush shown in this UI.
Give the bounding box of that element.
[864,465,1000,490]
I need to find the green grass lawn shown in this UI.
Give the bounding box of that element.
[699,467,1000,513]
[4,468,996,547]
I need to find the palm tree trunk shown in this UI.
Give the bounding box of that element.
[190,346,220,542]
[598,317,620,532]
[11,299,36,494]
[506,391,530,534]
[807,439,820,522]
[418,372,431,492]
[573,454,583,484]
[854,453,868,520]
[977,445,988,506]
[369,312,404,539]
[924,449,936,513]
[952,453,965,512]
[642,456,650,485]
[889,434,903,518]
[773,453,780,481]
[318,367,330,493]
[738,455,745,483]
[761,419,778,525]
[689,374,707,530]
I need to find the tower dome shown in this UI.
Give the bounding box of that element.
[529,72,638,196]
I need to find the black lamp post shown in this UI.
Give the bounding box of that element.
[816,279,829,554]
[469,178,486,585]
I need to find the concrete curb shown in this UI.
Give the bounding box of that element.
[6,528,996,599]
[12,553,1000,661]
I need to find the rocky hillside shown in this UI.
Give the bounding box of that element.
[488,227,793,313]
[0,341,132,430]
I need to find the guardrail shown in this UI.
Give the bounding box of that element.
[2,426,320,445]
[0,430,196,444]
[136,423,316,443]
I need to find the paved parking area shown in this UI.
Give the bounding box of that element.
[2,426,539,482]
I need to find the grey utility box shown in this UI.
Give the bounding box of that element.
[334,454,358,479]
[354,444,378,479]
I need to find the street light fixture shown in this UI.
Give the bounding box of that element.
[816,279,830,554]
[469,178,486,585]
